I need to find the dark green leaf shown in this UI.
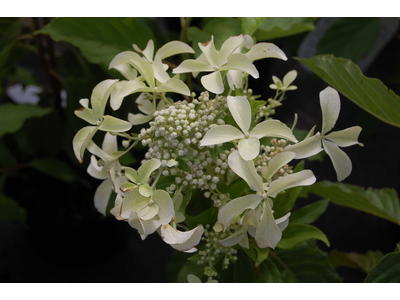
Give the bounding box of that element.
[272,186,302,219]
[317,18,380,62]
[254,17,317,41]
[0,192,26,223]
[0,18,20,72]
[275,246,342,282]
[184,206,218,228]
[38,17,155,68]
[277,223,330,249]
[329,249,384,274]
[257,259,282,283]
[176,157,192,173]
[233,249,257,283]
[0,103,52,138]
[241,17,265,36]
[156,175,176,190]
[29,157,80,183]
[296,55,400,128]
[187,26,211,57]
[0,140,18,168]
[290,199,329,224]
[364,252,400,282]
[308,181,400,226]
[167,250,205,283]
[203,18,242,49]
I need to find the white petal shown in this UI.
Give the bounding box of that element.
[157,78,191,96]
[250,119,298,143]
[124,167,139,184]
[276,212,290,231]
[138,158,161,183]
[238,137,260,161]
[120,189,150,219]
[246,43,287,62]
[128,56,155,88]
[322,139,352,182]
[94,178,113,215]
[226,70,243,90]
[267,170,316,198]
[172,59,214,74]
[155,40,195,60]
[87,155,108,179]
[218,194,263,231]
[255,201,282,249]
[90,79,118,119]
[325,126,363,147]
[110,80,147,111]
[86,140,114,168]
[227,96,251,133]
[228,150,264,193]
[128,113,153,125]
[219,227,247,247]
[152,56,170,83]
[201,71,224,94]
[265,151,296,181]
[200,125,244,146]
[110,194,123,220]
[108,51,141,70]
[284,133,323,159]
[221,53,259,79]
[283,70,297,87]
[113,64,138,80]
[74,106,98,125]
[187,274,202,283]
[320,87,341,134]
[136,93,153,114]
[142,39,155,62]
[138,183,153,197]
[161,224,204,251]
[72,126,98,163]
[218,35,244,66]
[128,211,161,236]
[152,190,174,225]
[198,36,218,67]
[98,115,132,132]
[138,203,159,220]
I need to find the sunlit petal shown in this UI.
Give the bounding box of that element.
[98,115,132,132]
[218,35,244,66]
[238,137,260,161]
[161,224,204,251]
[221,53,259,79]
[201,71,224,94]
[155,40,195,60]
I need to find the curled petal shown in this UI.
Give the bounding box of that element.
[155,40,195,60]
[157,78,191,96]
[120,189,150,219]
[276,212,291,231]
[138,203,159,220]
[152,56,170,83]
[138,158,161,183]
[200,125,244,146]
[320,87,340,135]
[284,133,323,159]
[128,113,153,125]
[227,96,251,133]
[98,115,132,132]
[161,224,204,251]
[128,56,155,88]
[90,79,118,119]
[110,80,147,111]
[87,155,108,180]
[325,126,363,147]
[128,211,161,236]
[250,119,297,143]
[322,139,352,182]
[109,51,141,70]
[238,137,260,161]
[246,43,287,62]
[267,170,316,198]
[73,126,98,163]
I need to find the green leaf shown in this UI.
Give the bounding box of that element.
[254,17,317,41]
[184,206,218,228]
[275,246,342,282]
[167,250,205,283]
[329,249,384,274]
[257,259,282,283]
[277,223,330,249]
[317,17,380,63]
[232,249,257,283]
[272,186,302,219]
[290,199,329,224]
[249,99,266,123]
[308,181,400,226]
[29,157,80,183]
[0,103,53,138]
[187,26,211,57]
[38,17,155,68]
[364,252,400,283]
[241,17,265,36]
[202,18,242,49]
[176,157,192,173]
[296,55,400,128]
[0,193,26,223]
[0,17,20,71]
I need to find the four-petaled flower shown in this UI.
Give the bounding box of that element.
[200,95,298,161]
[269,70,298,91]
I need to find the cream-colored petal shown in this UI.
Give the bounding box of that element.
[90,79,118,118]
[155,40,194,60]
[219,227,247,247]
[137,158,161,183]
[200,125,244,146]
[152,190,174,225]
[128,113,153,125]
[255,201,281,249]
[218,35,244,66]
[265,151,296,181]
[94,178,113,215]
[142,39,155,62]
[172,59,214,74]
[322,139,352,182]
[198,36,218,67]
[228,150,264,193]
[221,53,259,79]
[87,155,108,179]
[128,56,155,88]
[250,119,298,143]
[161,224,204,251]
[246,43,287,62]
[120,189,150,219]
[238,137,260,161]
[112,64,138,80]
[227,96,251,133]
[320,87,341,134]
[157,78,191,96]
[284,133,323,159]
[226,70,243,90]
[325,126,363,147]
[138,203,159,220]
[72,126,98,163]
[110,80,147,111]
[98,115,132,132]
[152,56,170,83]
[108,51,141,70]
[201,71,224,94]
[101,132,118,155]
[267,170,316,198]
[74,106,98,125]
[276,212,290,231]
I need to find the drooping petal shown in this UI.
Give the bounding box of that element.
[227,96,251,133]
[155,40,195,60]
[264,151,296,181]
[86,140,115,168]
[198,37,218,67]
[276,212,290,231]
[172,59,215,74]
[246,43,287,62]
[101,132,118,155]
[137,158,161,183]
[90,79,118,118]
[152,189,174,225]
[325,126,363,147]
[226,70,243,90]
[201,71,224,94]
[238,137,260,161]
[218,194,263,231]
[128,113,153,125]
[108,51,141,70]
[128,211,161,236]
[120,189,150,219]
[98,115,132,132]
[267,170,316,198]
[322,139,352,182]
[218,35,244,66]
[72,126,98,163]
[87,155,109,179]
[157,77,191,96]
[250,119,298,143]
[320,87,341,134]
[255,201,282,249]
[284,133,323,159]
[109,80,147,111]
[228,150,264,193]
[219,226,247,247]
[221,53,259,79]
[137,203,159,220]
[200,125,244,146]
[152,56,170,83]
[94,178,113,215]
[161,224,204,252]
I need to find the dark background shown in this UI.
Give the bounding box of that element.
[1,17,399,283]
